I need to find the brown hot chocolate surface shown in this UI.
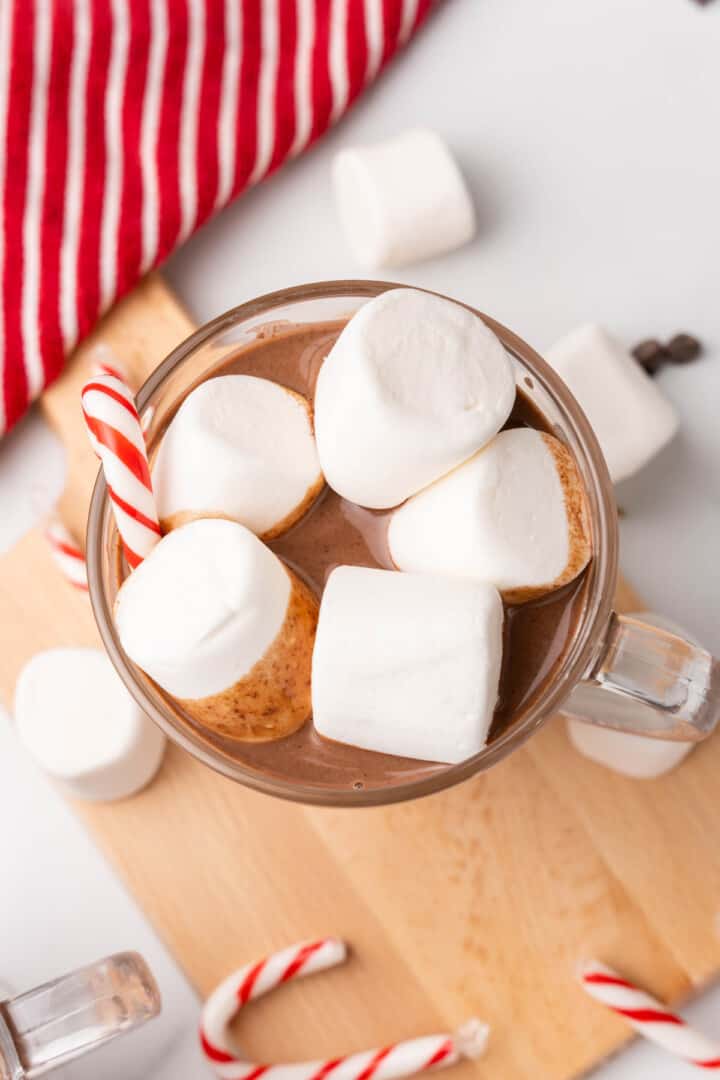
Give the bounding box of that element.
[151,320,588,792]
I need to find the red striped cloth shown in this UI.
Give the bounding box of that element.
[0,0,434,438]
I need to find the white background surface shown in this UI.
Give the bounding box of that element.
[1,0,719,1076]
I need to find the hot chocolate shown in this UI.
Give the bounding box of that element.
[128,317,589,793]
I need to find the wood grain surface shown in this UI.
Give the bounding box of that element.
[1,274,718,1080]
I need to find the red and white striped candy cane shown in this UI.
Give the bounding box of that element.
[81,373,161,569]
[579,961,720,1069]
[201,938,488,1080]
[89,350,156,435]
[89,348,154,432]
[45,520,88,591]
[89,345,128,383]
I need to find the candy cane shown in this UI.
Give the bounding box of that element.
[200,939,489,1080]
[81,373,161,569]
[579,961,720,1069]
[87,352,156,436]
[89,344,128,383]
[45,520,88,591]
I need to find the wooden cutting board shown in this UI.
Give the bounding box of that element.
[2,273,719,1080]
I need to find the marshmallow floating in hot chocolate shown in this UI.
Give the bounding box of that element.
[115,518,317,741]
[312,566,503,764]
[14,648,166,801]
[332,129,476,269]
[546,325,679,484]
[314,289,516,509]
[152,374,324,539]
[388,428,591,603]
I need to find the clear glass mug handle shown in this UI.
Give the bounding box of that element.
[0,953,160,1079]
[560,613,720,741]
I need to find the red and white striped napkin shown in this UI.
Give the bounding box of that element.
[0,0,434,438]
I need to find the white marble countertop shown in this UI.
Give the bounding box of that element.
[1,0,719,1076]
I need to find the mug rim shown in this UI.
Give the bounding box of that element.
[86,279,618,806]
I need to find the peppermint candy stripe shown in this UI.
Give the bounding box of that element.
[200,939,488,1080]
[45,520,88,590]
[81,374,145,458]
[81,373,160,568]
[579,961,720,1069]
[89,346,128,383]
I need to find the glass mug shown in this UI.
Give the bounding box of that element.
[86,281,720,806]
[0,954,159,1078]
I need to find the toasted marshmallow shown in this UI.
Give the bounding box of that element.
[115,519,317,741]
[388,428,591,603]
[546,325,679,483]
[314,289,515,509]
[152,375,323,539]
[312,566,503,764]
[14,648,166,802]
[332,128,475,269]
[566,612,698,779]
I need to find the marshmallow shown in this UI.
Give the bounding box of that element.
[388,428,591,603]
[14,648,166,801]
[566,722,693,780]
[332,129,476,269]
[152,375,324,539]
[115,519,317,741]
[314,289,516,509]
[546,325,679,483]
[566,612,698,779]
[312,566,503,764]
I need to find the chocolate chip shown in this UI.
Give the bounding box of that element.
[632,339,670,375]
[667,333,702,365]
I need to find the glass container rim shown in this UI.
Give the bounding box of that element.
[86,279,618,807]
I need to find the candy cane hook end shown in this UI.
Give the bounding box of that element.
[325,937,349,965]
[80,372,161,567]
[89,344,128,383]
[453,1018,490,1060]
[200,939,491,1079]
[576,958,609,982]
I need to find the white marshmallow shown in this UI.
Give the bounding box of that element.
[152,375,323,538]
[546,324,679,483]
[388,428,591,602]
[115,519,290,700]
[332,129,476,269]
[14,648,166,802]
[314,289,516,509]
[312,567,503,764]
[566,722,692,780]
[566,612,698,779]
